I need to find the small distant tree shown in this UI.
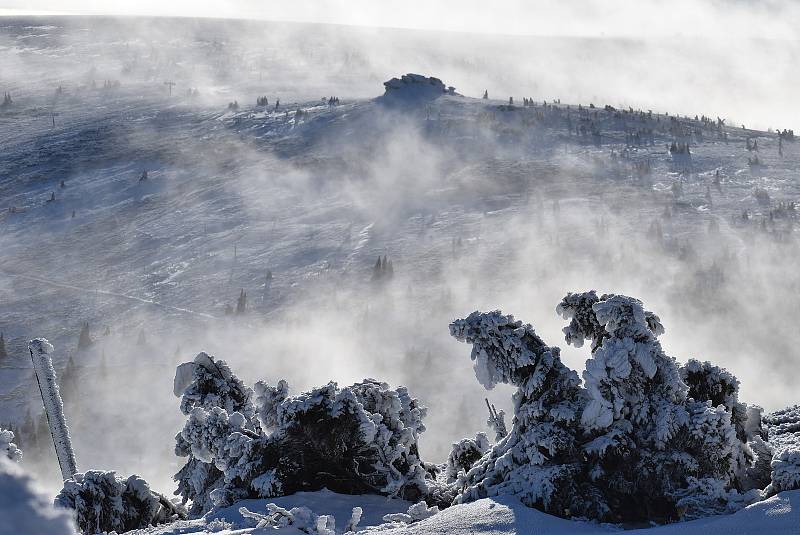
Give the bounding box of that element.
[59,355,77,403]
[136,329,147,346]
[77,323,92,350]
[99,350,108,379]
[371,255,394,283]
[0,332,7,360]
[236,289,247,315]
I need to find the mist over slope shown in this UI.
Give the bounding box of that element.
[0,16,799,501]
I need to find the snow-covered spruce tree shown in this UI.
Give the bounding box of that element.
[762,405,800,495]
[253,378,289,434]
[445,433,489,484]
[680,359,768,489]
[557,291,759,522]
[0,332,7,360]
[174,358,429,515]
[56,470,183,534]
[450,291,764,523]
[173,352,258,516]
[448,310,602,519]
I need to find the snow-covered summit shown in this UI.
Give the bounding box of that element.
[381,74,457,103]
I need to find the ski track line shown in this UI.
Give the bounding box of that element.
[1,269,217,320]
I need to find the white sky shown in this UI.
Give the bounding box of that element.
[1,0,798,40]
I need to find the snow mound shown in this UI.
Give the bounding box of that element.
[369,492,800,535]
[124,489,800,534]
[0,457,77,535]
[380,74,457,103]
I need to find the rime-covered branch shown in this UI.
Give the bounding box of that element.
[28,338,77,481]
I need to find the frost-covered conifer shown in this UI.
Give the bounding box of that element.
[450,291,767,523]
[0,428,22,462]
[448,310,598,518]
[558,292,755,522]
[173,358,429,516]
[56,470,184,534]
[254,379,288,434]
[77,323,92,351]
[763,405,800,495]
[173,352,258,515]
[445,433,489,484]
[680,359,760,483]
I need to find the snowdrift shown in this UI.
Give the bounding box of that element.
[127,488,800,534]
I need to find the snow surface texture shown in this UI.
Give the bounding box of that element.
[28,338,78,481]
[55,469,184,535]
[123,488,800,535]
[449,292,769,523]
[0,457,77,535]
[173,353,429,516]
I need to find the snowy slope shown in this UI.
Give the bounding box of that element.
[1,15,800,511]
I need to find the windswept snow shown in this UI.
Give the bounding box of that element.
[1,15,800,534]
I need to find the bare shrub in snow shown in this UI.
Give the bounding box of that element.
[449,291,767,524]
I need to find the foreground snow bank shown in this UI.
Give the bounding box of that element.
[372,491,800,535]
[127,489,412,534]
[0,457,77,535]
[128,489,800,535]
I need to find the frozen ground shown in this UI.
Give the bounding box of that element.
[0,15,799,532]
